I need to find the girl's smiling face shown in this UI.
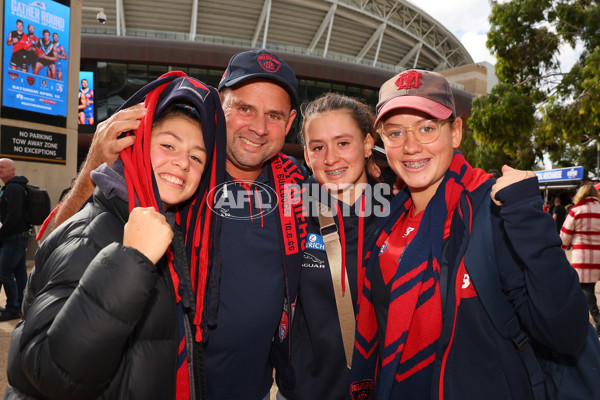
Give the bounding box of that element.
[150,115,207,209]
[381,109,461,206]
[304,110,373,202]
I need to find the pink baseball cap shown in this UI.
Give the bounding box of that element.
[374,69,456,127]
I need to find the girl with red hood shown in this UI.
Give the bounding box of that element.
[5,71,226,400]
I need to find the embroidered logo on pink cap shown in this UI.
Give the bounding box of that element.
[374,69,456,127]
[395,70,424,90]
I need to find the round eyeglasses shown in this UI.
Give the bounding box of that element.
[380,119,453,148]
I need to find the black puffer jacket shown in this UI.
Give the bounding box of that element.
[0,175,31,241]
[6,187,181,400]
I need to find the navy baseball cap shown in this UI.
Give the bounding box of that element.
[218,49,299,108]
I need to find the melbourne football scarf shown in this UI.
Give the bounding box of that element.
[269,153,308,355]
[350,152,490,400]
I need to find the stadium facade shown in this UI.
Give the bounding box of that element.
[78,0,488,148]
[1,0,492,216]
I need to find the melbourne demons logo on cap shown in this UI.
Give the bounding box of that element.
[257,53,281,73]
[395,70,423,90]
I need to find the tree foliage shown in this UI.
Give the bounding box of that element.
[468,0,600,178]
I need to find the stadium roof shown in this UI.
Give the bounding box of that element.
[81,0,474,74]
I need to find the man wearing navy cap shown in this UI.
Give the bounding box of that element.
[217,49,298,181]
[53,49,306,400]
[200,49,306,400]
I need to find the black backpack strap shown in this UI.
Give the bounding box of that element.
[464,194,546,400]
[6,179,27,192]
[5,180,28,212]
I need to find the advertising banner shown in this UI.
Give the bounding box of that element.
[2,0,71,125]
[534,166,584,182]
[78,70,94,125]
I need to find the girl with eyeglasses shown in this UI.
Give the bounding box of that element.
[348,69,589,400]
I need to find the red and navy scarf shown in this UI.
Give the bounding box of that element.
[269,152,308,349]
[350,152,490,400]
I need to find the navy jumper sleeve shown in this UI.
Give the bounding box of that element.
[493,177,588,355]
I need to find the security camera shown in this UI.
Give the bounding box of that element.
[96,11,106,24]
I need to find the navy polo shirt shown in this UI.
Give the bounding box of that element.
[203,167,285,400]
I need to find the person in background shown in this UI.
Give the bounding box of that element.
[349,69,588,399]
[5,72,226,399]
[0,158,31,321]
[371,136,397,194]
[58,178,78,203]
[487,168,501,179]
[565,201,574,213]
[552,196,566,233]
[276,93,389,400]
[543,200,552,213]
[560,183,600,336]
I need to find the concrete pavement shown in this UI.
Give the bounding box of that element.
[0,263,28,396]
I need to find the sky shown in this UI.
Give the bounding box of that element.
[413,0,583,170]
[413,0,582,70]
[412,0,497,65]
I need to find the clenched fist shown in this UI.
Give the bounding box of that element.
[123,207,173,264]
